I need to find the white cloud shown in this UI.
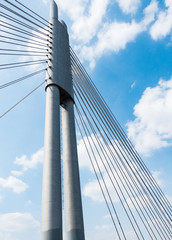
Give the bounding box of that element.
[14,148,43,172]
[0,232,19,240]
[0,176,28,194]
[56,0,110,44]
[116,0,141,15]
[11,170,23,177]
[152,170,164,187]
[127,77,172,155]
[80,20,143,68]
[78,133,142,204]
[77,134,105,171]
[142,0,158,27]
[150,0,172,40]
[0,194,3,203]
[55,0,85,21]
[40,0,161,68]
[25,200,32,207]
[78,0,158,68]
[42,0,49,4]
[92,223,119,240]
[71,0,110,44]
[0,213,39,240]
[83,172,119,203]
[95,224,113,230]
[41,0,171,68]
[166,195,172,204]
[0,213,39,232]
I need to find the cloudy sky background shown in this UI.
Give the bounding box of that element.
[0,0,172,239]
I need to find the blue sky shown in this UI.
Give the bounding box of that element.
[0,0,172,239]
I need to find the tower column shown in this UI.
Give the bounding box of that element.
[62,98,85,240]
[41,1,85,239]
[41,86,62,240]
[41,1,62,239]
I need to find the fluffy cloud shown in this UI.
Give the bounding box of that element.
[55,0,110,44]
[78,0,158,68]
[11,170,23,177]
[42,0,172,68]
[150,0,172,40]
[95,224,113,230]
[77,134,105,171]
[127,77,172,155]
[83,172,120,203]
[0,213,39,232]
[116,0,141,15]
[93,223,136,240]
[142,0,158,27]
[80,20,143,68]
[0,176,28,194]
[14,148,43,172]
[40,0,163,68]
[0,213,39,240]
[152,171,164,187]
[71,0,110,44]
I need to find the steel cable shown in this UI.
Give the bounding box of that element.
[0,59,47,67]
[0,39,48,51]
[73,77,170,239]
[70,48,172,215]
[72,58,172,238]
[72,61,170,239]
[70,47,172,219]
[0,68,47,89]
[14,0,50,25]
[0,20,49,42]
[3,1,50,29]
[0,61,46,71]
[0,11,50,37]
[74,85,147,240]
[70,51,172,224]
[0,29,49,47]
[0,80,46,119]
[73,75,171,240]
[75,106,126,240]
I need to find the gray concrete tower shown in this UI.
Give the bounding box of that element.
[41,1,85,240]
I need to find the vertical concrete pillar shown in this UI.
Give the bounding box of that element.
[62,99,85,240]
[41,1,85,240]
[42,86,62,240]
[41,1,62,240]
